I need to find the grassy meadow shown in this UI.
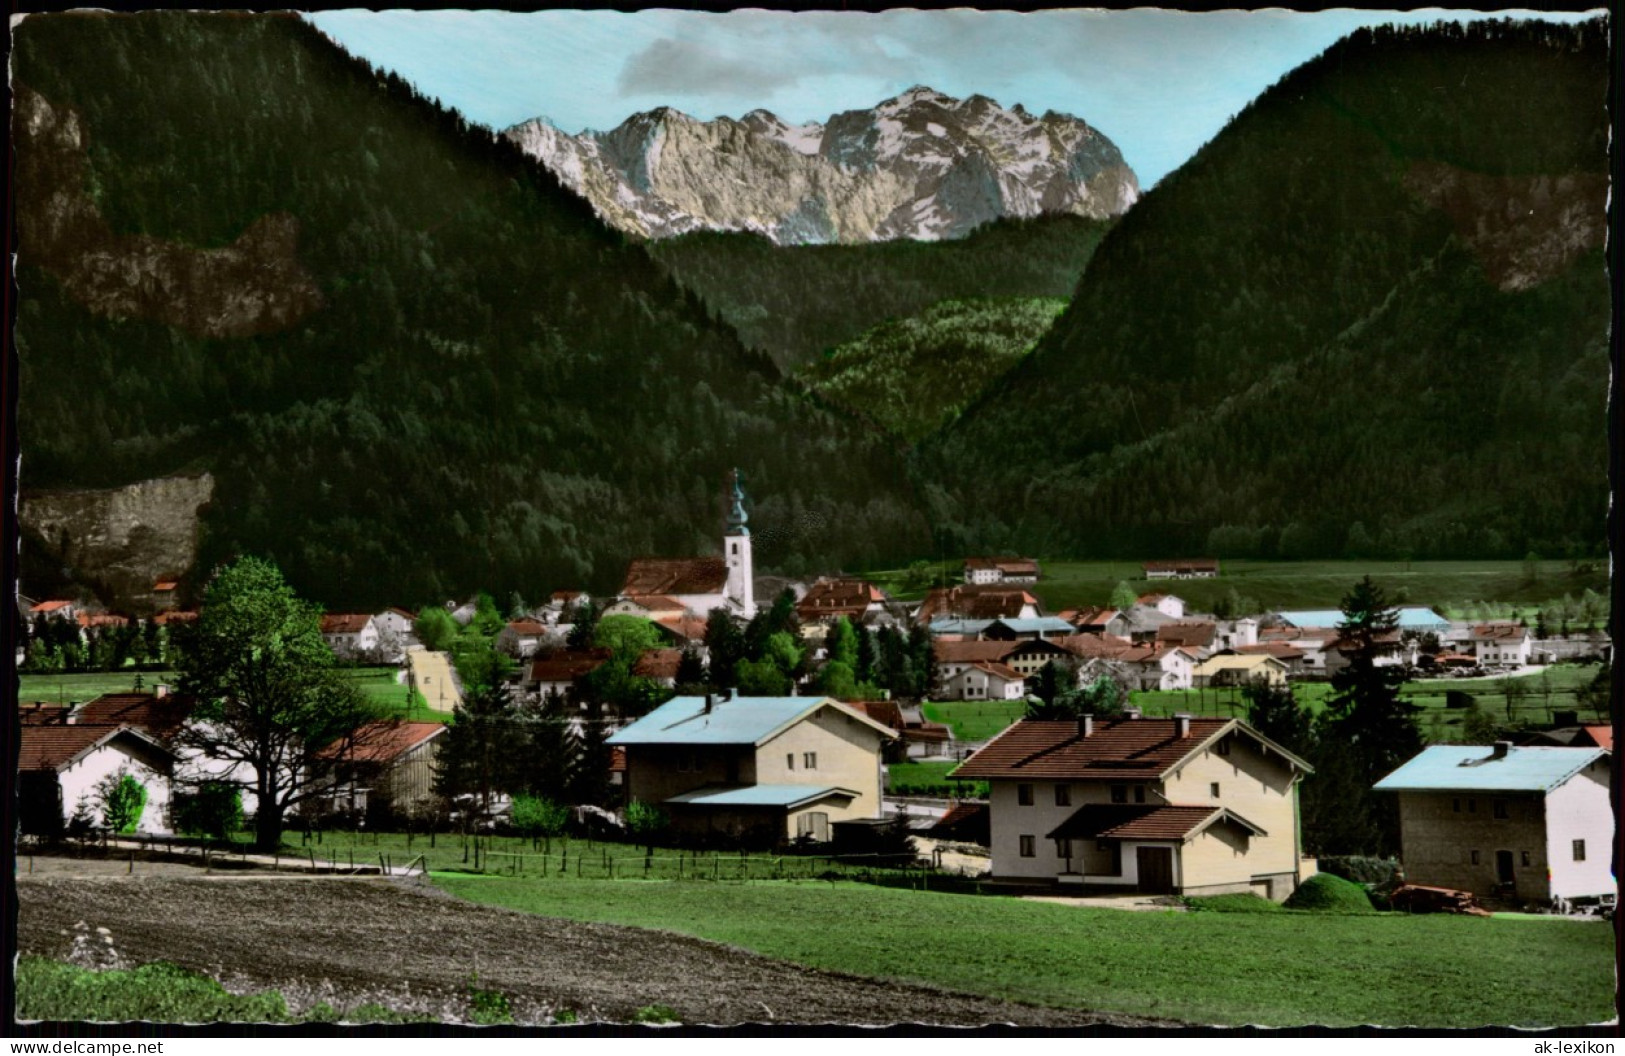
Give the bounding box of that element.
[16,670,176,706]
[434,875,1615,1028]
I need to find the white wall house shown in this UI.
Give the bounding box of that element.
[944,662,1027,701]
[1467,623,1533,669]
[19,725,176,835]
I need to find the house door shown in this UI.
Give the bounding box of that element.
[1137,846,1175,894]
[1495,850,1516,886]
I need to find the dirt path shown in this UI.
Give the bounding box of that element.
[16,875,1165,1028]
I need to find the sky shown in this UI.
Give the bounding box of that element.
[307,8,1601,188]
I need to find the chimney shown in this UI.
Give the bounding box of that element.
[154,683,170,699]
[1079,714,1094,738]
[1175,713,1191,739]
[1491,740,1512,759]
[1124,707,1142,720]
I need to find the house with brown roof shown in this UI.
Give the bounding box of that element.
[496,619,552,658]
[944,661,1027,701]
[1155,621,1218,658]
[70,691,194,744]
[934,639,1018,681]
[18,723,177,836]
[1136,594,1187,619]
[1258,627,1336,675]
[522,649,613,700]
[952,714,1312,898]
[1143,559,1219,580]
[30,599,78,622]
[313,720,448,823]
[604,594,690,620]
[1233,642,1307,676]
[651,614,710,650]
[320,613,380,659]
[795,578,890,625]
[1060,607,1131,638]
[963,557,1041,585]
[1113,644,1198,691]
[616,471,758,619]
[1466,622,1532,669]
[917,585,1040,625]
[152,578,180,611]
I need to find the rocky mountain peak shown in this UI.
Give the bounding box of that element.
[506,86,1138,244]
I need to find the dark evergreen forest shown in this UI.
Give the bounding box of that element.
[647,215,1109,372]
[923,18,1610,562]
[12,12,930,609]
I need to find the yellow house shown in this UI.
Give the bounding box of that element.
[952,714,1313,900]
[1192,653,1289,688]
[607,694,896,847]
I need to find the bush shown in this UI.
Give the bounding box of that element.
[1284,873,1376,913]
[171,783,244,840]
[16,957,288,1022]
[1184,893,1284,913]
[1316,856,1399,885]
[510,795,569,843]
[96,771,147,834]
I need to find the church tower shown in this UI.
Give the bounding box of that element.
[723,468,756,617]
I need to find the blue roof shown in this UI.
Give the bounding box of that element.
[990,618,1078,634]
[1374,746,1608,793]
[665,784,858,808]
[1276,606,1449,631]
[607,696,892,747]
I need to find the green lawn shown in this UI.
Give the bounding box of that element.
[338,666,442,722]
[886,760,988,798]
[433,876,1615,1028]
[921,700,1025,740]
[16,670,176,705]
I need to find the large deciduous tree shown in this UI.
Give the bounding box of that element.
[175,556,380,851]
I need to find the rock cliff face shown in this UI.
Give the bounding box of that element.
[507,86,1138,244]
[14,83,323,338]
[20,474,215,614]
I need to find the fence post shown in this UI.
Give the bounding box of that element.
[128,851,134,875]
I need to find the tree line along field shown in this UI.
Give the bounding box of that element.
[432,874,1614,1028]
[865,558,1609,620]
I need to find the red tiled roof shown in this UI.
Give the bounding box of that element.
[934,640,1019,665]
[1580,725,1613,750]
[1156,621,1216,648]
[18,703,71,725]
[321,613,373,635]
[18,724,170,771]
[619,594,688,613]
[965,661,1023,683]
[153,580,179,592]
[1055,633,1132,660]
[505,620,548,636]
[632,648,684,680]
[850,700,904,730]
[77,613,131,629]
[31,600,73,614]
[952,717,1229,781]
[796,579,886,619]
[653,615,709,643]
[153,610,199,625]
[528,649,612,683]
[621,558,728,597]
[1046,804,1225,841]
[919,585,1037,623]
[71,693,194,743]
[318,721,445,764]
[1469,622,1529,643]
[1117,644,1193,665]
[1062,607,1121,629]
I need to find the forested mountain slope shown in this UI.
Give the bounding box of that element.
[12,12,929,609]
[647,215,1109,371]
[922,19,1610,562]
